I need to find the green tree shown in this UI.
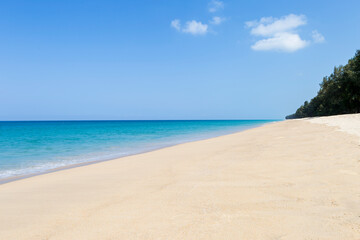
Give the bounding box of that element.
[286,50,360,119]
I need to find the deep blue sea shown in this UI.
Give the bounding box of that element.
[0,120,274,180]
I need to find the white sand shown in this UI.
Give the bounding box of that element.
[307,113,360,141]
[0,115,359,239]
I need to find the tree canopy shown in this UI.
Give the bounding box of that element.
[286,50,360,119]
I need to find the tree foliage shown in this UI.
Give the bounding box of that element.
[286,50,360,119]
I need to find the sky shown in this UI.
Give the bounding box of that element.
[1,0,359,120]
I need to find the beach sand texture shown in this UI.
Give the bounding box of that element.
[0,114,360,239]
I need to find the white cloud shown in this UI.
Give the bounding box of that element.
[209,0,224,13]
[171,1,226,36]
[171,19,181,31]
[183,20,208,35]
[249,14,306,37]
[312,30,325,43]
[251,32,309,52]
[171,19,208,35]
[245,14,323,52]
[210,16,225,25]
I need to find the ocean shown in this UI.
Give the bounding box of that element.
[0,120,274,180]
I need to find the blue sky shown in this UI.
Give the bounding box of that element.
[1,0,359,120]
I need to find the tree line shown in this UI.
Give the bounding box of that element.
[286,50,360,119]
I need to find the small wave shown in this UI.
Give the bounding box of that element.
[0,120,272,181]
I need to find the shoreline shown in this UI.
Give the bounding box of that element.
[0,121,275,185]
[1,115,359,239]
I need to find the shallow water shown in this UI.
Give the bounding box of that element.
[0,120,275,179]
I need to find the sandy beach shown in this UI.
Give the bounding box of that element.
[0,115,360,239]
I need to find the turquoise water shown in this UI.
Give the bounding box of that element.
[0,120,274,180]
